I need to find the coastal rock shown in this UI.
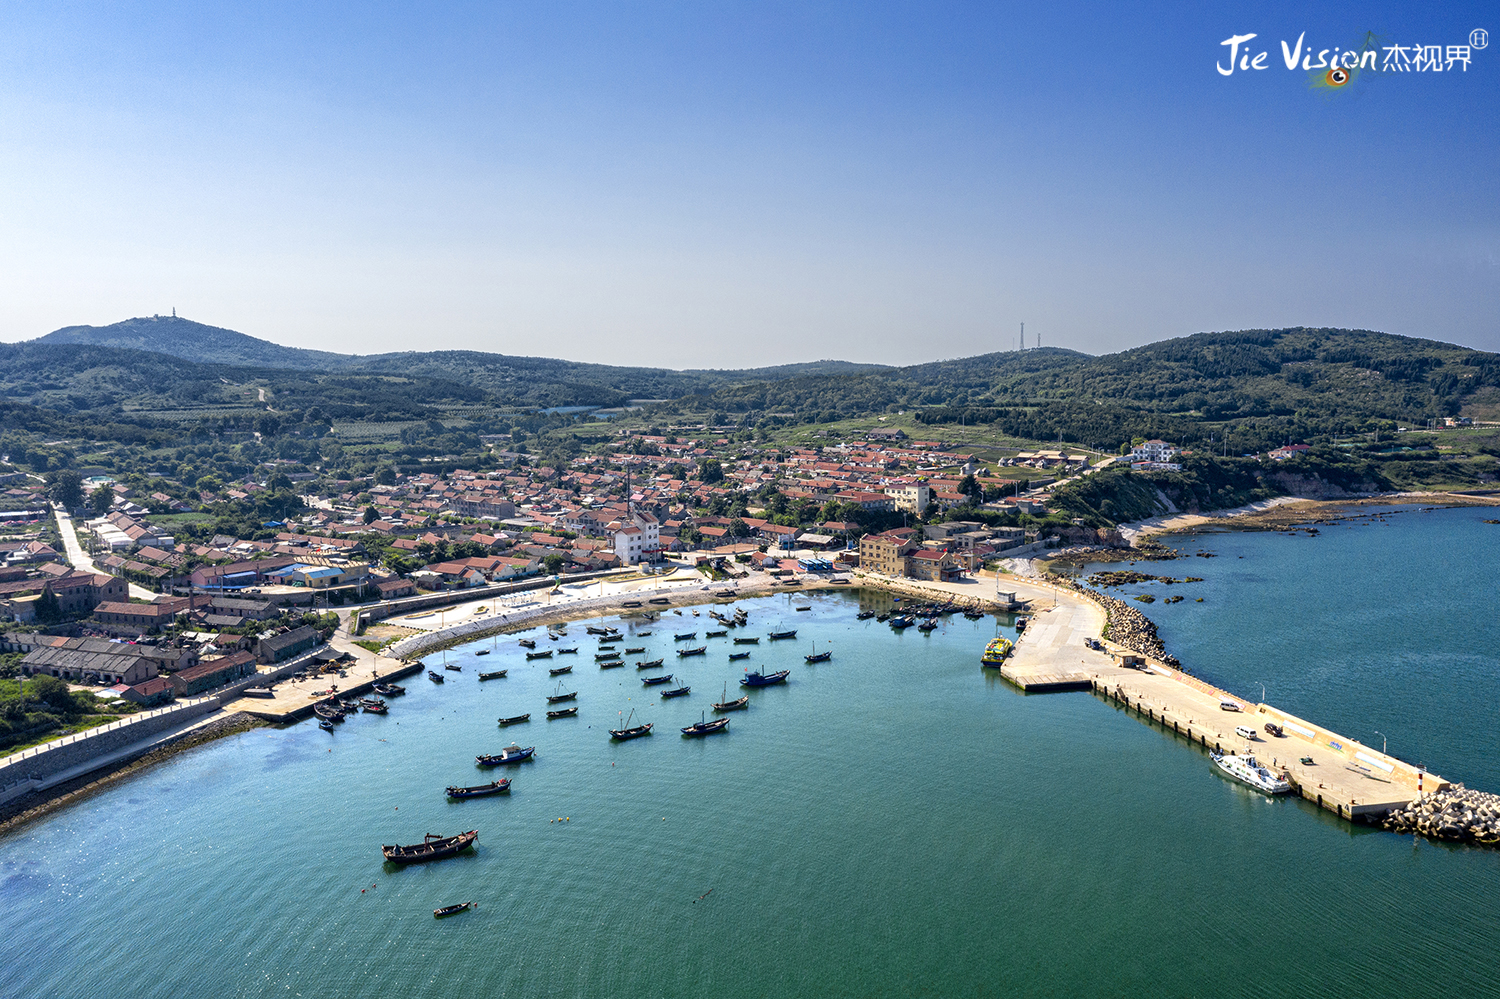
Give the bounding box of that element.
[1382,787,1500,848]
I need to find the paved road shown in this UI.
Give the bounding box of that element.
[52,504,157,601]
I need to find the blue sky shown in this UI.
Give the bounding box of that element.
[0,1,1494,365]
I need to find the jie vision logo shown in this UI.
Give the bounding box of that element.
[1216,29,1486,91]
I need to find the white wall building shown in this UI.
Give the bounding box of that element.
[611,511,661,566]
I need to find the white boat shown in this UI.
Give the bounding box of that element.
[1212,753,1291,795]
[1234,725,1257,740]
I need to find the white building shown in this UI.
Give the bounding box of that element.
[883,483,931,514]
[1130,439,1177,463]
[611,511,661,566]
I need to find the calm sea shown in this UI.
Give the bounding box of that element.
[2,507,1497,998]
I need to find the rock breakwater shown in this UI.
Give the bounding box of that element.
[1053,577,1179,667]
[1381,786,1500,846]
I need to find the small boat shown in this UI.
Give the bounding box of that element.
[681,714,730,737]
[642,674,674,686]
[804,650,831,663]
[676,646,707,657]
[856,611,875,620]
[498,713,531,726]
[445,663,462,672]
[558,647,578,655]
[434,901,475,918]
[768,630,797,640]
[889,617,914,630]
[661,683,691,698]
[596,652,623,661]
[526,650,554,660]
[479,670,509,681]
[733,637,760,645]
[1014,617,1028,632]
[319,718,335,731]
[549,665,574,676]
[586,625,613,635]
[610,710,653,740]
[729,652,751,661]
[381,830,478,864]
[446,779,510,799]
[598,638,619,646]
[373,683,405,696]
[476,744,535,765]
[1211,753,1291,795]
[875,613,890,623]
[981,637,1013,666]
[625,647,646,654]
[741,669,790,687]
[361,699,388,714]
[916,619,938,632]
[314,703,344,722]
[599,660,625,669]
[963,610,985,620]
[519,639,536,650]
[546,688,578,704]
[475,649,491,657]
[713,683,749,712]
[428,671,445,683]
[674,632,697,641]
[706,630,727,638]
[795,606,811,612]
[636,659,666,670]
[635,630,653,637]
[546,706,579,719]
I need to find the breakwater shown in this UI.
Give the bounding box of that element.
[1069,582,1179,666]
[1382,787,1500,845]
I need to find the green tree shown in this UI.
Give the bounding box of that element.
[699,459,724,484]
[89,484,114,516]
[25,674,84,717]
[543,553,565,574]
[46,469,83,509]
[728,517,749,539]
[363,505,379,524]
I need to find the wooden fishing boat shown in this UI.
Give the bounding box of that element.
[475,649,491,656]
[729,652,751,661]
[518,639,537,649]
[381,830,478,864]
[428,671,445,683]
[733,636,760,645]
[856,611,875,620]
[314,703,344,722]
[635,630,653,636]
[596,651,623,661]
[741,668,790,687]
[661,683,691,698]
[876,613,890,623]
[319,718,335,731]
[526,650,554,660]
[804,651,831,663]
[445,663,462,672]
[546,706,579,719]
[478,669,508,681]
[610,710,653,740]
[768,630,797,640]
[598,637,619,646]
[681,714,729,737]
[557,647,578,655]
[676,646,707,657]
[434,901,474,918]
[373,683,405,696]
[546,689,578,703]
[549,665,574,676]
[889,617,914,629]
[361,699,388,713]
[713,682,748,711]
[705,629,727,638]
[916,619,938,632]
[599,660,625,669]
[795,606,811,612]
[476,744,534,765]
[642,673,674,686]
[446,779,510,799]
[636,658,665,670]
[625,646,646,654]
[497,713,531,725]
[673,632,697,641]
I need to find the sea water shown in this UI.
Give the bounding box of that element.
[1,511,1498,998]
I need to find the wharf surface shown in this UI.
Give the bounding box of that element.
[223,660,422,724]
[1000,592,1448,821]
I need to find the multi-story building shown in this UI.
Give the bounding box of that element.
[858,531,911,576]
[884,483,931,514]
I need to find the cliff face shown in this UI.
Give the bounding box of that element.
[1265,470,1385,498]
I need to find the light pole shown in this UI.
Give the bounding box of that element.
[1257,681,1266,702]
[1375,731,1386,754]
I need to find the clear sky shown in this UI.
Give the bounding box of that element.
[0,1,1495,366]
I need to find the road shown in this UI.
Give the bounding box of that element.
[52,505,157,601]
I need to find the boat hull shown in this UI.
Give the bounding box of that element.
[382,830,478,864]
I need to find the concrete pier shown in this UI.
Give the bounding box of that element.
[222,660,423,724]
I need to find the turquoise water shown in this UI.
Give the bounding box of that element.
[3,520,1499,998]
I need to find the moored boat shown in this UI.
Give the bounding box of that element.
[546,706,579,719]
[636,658,665,669]
[527,650,554,660]
[479,670,508,681]
[373,683,405,696]
[673,632,697,641]
[625,646,646,654]
[713,683,749,712]
[381,830,478,864]
[319,718,335,731]
[428,671,445,683]
[856,611,875,620]
[497,713,531,725]
[596,651,622,661]
[741,668,790,687]
[661,683,691,698]
[557,647,578,655]
[361,698,388,713]
[445,663,462,672]
[518,639,537,649]
[434,901,475,918]
[610,710,653,740]
[981,637,1013,666]
[549,665,574,676]
[599,660,625,669]
[768,630,797,640]
[733,636,760,645]
[706,630,727,638]
[681,714,730,737]
[642,673,674,686]
[446,779,510,799]
[676,646,707,657]
[476,744,534,765]
[1211,753,1291,795]
[804,651,831,663]
[729,652,751,661]
[546,688,578,703]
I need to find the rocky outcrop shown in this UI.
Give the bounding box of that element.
[1381,786,1500,846]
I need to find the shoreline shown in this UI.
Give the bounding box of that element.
[1119,491,1500,542]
